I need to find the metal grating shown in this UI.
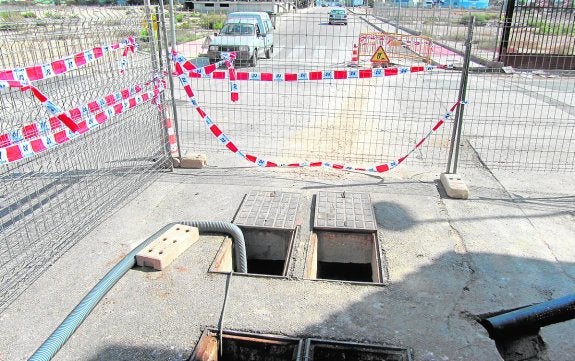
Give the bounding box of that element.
[233,191,300,230]
[305,338,411,361]
[314,192,377,232]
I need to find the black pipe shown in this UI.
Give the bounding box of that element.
[481,293,575,339]
[498,0,516,63]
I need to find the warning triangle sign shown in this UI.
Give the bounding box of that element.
[370,46,389,63]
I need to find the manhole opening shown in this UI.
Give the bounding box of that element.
[210,227,297,277]
[190,329,302,361]
[305,231,383,284]
[305,339,411,361]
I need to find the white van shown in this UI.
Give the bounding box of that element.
[208,18,271,66]
[213,11,274,66]
[226,12,274,51]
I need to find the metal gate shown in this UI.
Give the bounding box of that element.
[499,0,575,70]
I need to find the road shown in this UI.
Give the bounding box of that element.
[266,7,359,71]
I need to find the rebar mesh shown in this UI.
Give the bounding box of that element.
[0,6,170,312]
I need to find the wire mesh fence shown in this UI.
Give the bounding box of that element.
[372,1,575,172]
[372,2,506,66]
[462,72,575,172]
[169,6,461,170]
[166,2,574,173]
[0,6,170,312]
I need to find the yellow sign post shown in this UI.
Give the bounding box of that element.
[141,14,158,34]
[370,46,390,64]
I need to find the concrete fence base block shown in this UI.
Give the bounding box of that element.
[440,173,469,199]
[136,224,200,270]
[181,153,207,169]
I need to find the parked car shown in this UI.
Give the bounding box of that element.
[328,8,348,25]
[208,18,272,67]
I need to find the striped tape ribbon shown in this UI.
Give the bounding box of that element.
[0,84,146,149]
[0,86,164,166]
[173,52,463,173]
[0,37,138,132]
[172,50,238,102]
[200,64,447,82]
[0,37,136,84]
[28,84,80,132]
[172,48,445,104]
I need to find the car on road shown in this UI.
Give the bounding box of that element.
[208,18,272,67]
[328,7,348,25]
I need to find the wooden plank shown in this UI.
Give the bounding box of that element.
[136,224,199,270]
[211,237,233,273]
[304,233,318,279]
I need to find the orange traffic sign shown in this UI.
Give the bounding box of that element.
[370,46,390,63]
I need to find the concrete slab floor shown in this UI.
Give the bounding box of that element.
[1,163,574,361]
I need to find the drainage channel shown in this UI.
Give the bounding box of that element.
[189,329,412,361]
[189,328,303,361]
[210,191,300,277]
[305,192,385,285]
[304,338,412,361]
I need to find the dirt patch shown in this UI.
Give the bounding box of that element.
[495,332,550,361]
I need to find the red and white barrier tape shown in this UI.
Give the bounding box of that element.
[0,84,146,149]
[223,54,239,103]
[0,37,138,133]
[0,38,453,171]
[28,84,80,132]
[173,52,463,173]
[199,64,446,82]
[165,114,179,156]
[172,48,444,105]
[0,37,136,84]
[172,50,238,102]
[0,87,163,166]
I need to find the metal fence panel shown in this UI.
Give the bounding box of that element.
[500,2,575,70]
[463,72,575,172]
[170,7,461,170]
[373,2,575,172]
[0,6,170,312]
[372,2,506,66]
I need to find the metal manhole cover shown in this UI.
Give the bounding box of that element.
[314,191,377,232]
[233,191,301,230]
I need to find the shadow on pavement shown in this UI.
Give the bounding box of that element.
[299,250,575,361]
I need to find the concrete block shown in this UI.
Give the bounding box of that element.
[440,173,469,199]
[136,224,199,270]
[180,153,207,169]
